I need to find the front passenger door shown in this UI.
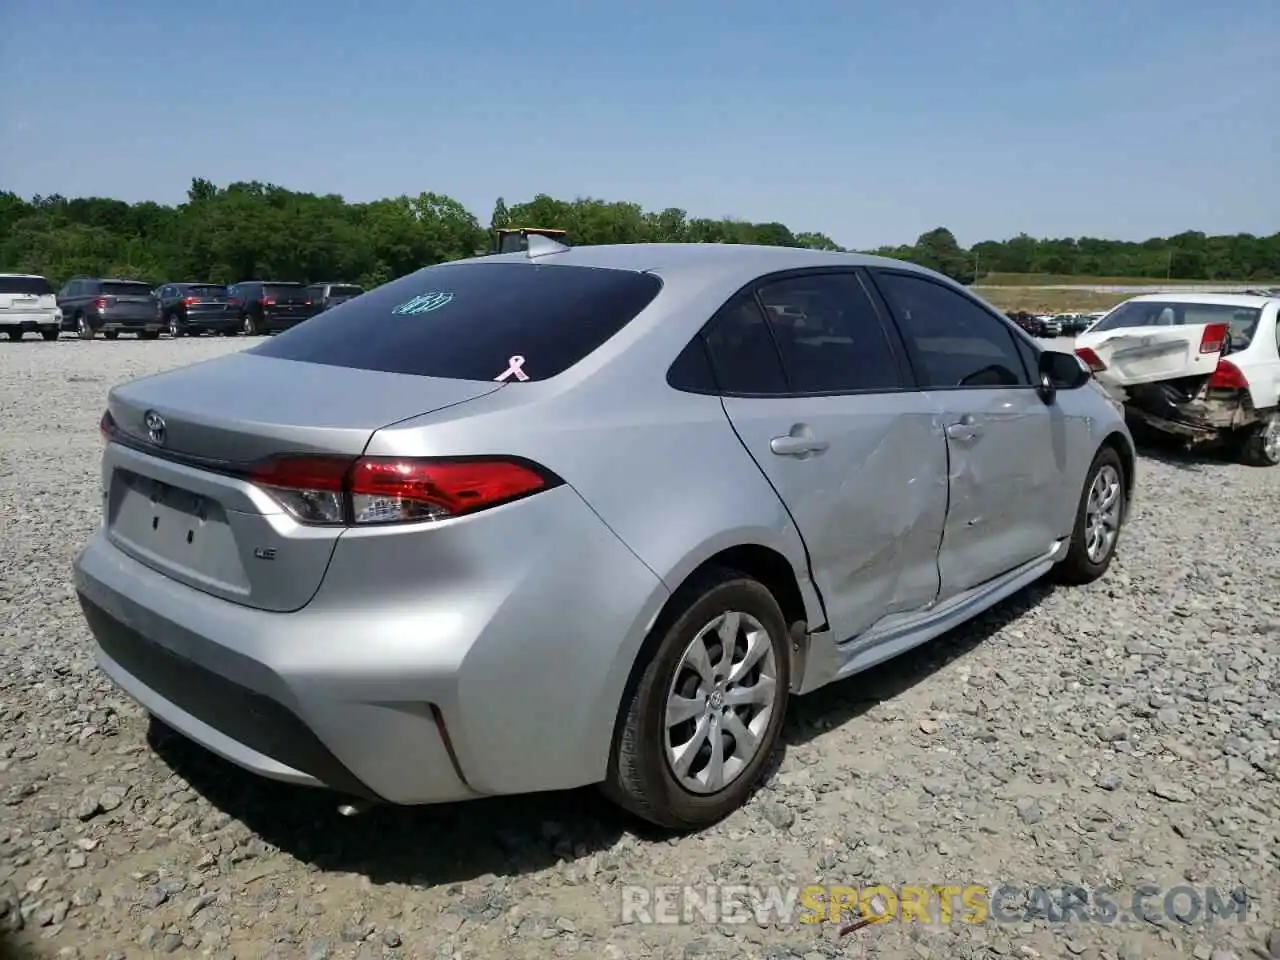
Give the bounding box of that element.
[712,271,950,644]
[870,270,1068,597]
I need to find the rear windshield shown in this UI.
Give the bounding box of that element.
[0,276,53,296]
[185,285,227,296]
[1091,300,1262,347]
[250,261,663,381]
[330,285,363,297]
[102,282,152,296]
[264,284,306,298]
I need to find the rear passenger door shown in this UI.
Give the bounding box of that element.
[713,270,949,643]
[869,269,1067,596]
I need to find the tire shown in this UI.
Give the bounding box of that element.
[103,330,119,340]
[1237,410,1280,467]
[5,330,21,341]
[167,314,183,338]
[76,314,93,340]
[1054,445,1126,585]
[603,568,790,830]
[40,329,59,341]
[241,313,258,336]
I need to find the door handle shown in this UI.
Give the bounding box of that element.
[945,416,984,442]
[770,435,829,457]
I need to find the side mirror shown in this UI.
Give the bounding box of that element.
[1037,349,1090,403]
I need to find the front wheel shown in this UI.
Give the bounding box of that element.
[1054,446,1126,585]
[603,569,790,830]
[1237,411,1279,467]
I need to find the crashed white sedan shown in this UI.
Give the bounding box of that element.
[1075,293,1280,466]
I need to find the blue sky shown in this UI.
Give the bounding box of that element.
[1,0,1276,250]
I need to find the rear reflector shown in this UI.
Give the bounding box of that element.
[1199,322,1230,355]
[243,455,560,526]
[1207,359,1248,390]
[1075,347,1107,373]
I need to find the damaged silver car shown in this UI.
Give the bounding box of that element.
[1074,294,1280,466]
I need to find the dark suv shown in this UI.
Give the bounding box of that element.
[156,282,239,337]
[305,282,365,312]
[228,281,318,335]
[57,278,161,340]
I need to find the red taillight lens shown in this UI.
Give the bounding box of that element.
[92,297,107,310]
[183,296,200,306]
[99,410,113,441]
[1207,359,1248,390]
[260,297,276,306]
[1075,347,1107,373]
[242,455,558,525]
[228,297,241,308]
[1199,321,1229,354]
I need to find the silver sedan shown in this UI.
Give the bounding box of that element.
[74,240,1135,830]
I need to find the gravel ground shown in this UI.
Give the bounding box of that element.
[1,335,1277,960]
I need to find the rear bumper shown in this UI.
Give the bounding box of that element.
[73,484,669,804]
[179,312,239,329]
[0,312,60,331]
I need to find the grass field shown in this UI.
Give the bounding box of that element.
[977,272,1276,287]
[972,286,1129,313]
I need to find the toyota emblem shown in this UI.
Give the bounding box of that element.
[144,411,167,446]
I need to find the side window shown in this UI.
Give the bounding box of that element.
[874,272,1031,388]
[701,294,788,395]
[1012,331,1039,380]
[666,336,718,393]
[756,273,903,393]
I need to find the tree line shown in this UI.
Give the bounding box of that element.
[1,178,1276,289]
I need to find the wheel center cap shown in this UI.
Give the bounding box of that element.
[709,690,724,710]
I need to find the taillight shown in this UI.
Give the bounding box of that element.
[1075,347,1107,373]
[92,297,107,310]
[1207,359,1248,390]
[242,455,559,526]
[1199,322,1229,354]
[260,297,276,306]
[228,297,241,308]
[183,296,200,306]
[99,410,113,442]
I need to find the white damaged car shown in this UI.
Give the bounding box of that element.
[1074,293,1280,466]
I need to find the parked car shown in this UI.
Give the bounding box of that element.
[57,277,161,340]
[0,273,62,341]
[228,281,318,335]
[1037,314,1061,337]
[156,283,240,337]
[1074,293,1279,465]
[306,282,365,312]
[1006,310,1045,337]
[76,243,1135,830]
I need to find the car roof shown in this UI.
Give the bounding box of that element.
[0,272,48,279]
[1124,292,1277,308]
[455,243,962,301]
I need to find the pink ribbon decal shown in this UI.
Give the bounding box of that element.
[494,355,529,382]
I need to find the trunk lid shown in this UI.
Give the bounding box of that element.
[103,352,503,611]
[1076,324,1225,390]
[0,276,58,317]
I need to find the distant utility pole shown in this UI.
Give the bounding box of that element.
[1166,249,1173,280]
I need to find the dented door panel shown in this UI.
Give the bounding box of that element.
[721,392,950,643]
[935,389,1070,597]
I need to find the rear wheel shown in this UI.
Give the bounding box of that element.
[167,314,183,338]
[103,330,120,340]
[1237,411,1279,467]
[241,313,258,336]
[1054,446,1125,585]
[76,314,93,340]
[603,569,790,830]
